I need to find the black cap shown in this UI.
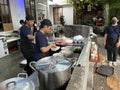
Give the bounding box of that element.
[26,15,34,20]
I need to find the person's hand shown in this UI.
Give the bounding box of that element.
[116,42,120,47]
[103,42,107,49]
[50,43,56,48]
[103,42,106,48]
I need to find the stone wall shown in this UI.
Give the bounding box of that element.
[63,25,92,37]
[65,25,93,90]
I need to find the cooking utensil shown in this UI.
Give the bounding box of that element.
[0,73,35,90]
[30,56,72,90]
[51,46,60,51]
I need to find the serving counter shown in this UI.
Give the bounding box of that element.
[0,30,20,54]
[6,37,20,43]
[63,25,94,90]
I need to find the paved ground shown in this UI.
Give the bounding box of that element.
[97,34,120,71]
[0,51,24,82]
[93,34,120,90]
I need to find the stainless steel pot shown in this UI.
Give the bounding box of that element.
[30,56,72,90]
[0,73,35,90]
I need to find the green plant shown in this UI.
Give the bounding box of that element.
[103,0,120,25]
[67,0,103,24]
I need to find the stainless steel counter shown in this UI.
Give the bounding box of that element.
[7,37,20,43]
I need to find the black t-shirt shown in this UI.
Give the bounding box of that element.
[33,31,49,61]
[20,25,32,44]
[105,25,120,47]
[105,25,120,39]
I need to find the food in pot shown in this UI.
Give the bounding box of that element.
[56,39,64,43]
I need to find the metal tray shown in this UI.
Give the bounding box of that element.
[96,65,114,76]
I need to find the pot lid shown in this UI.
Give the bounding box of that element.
[36,56,71,73]
[0,77,35,90]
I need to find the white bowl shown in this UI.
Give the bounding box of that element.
[53,53,63,57]
[51,46,60,51]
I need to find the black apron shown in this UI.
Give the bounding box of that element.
[20,41,34,76]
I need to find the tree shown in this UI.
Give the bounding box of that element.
[103,0,120,25]
[67,0,102,24]
[67,0,120,25]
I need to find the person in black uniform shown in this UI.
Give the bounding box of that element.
[19,15,35,76]
[33,19,56,61]
[104,16,120,66]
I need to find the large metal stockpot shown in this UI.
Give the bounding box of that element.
[30,56,72,90]
[0,73,35,90]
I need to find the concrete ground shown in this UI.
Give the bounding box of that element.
[93,34,120,90]
[0,51,24,82]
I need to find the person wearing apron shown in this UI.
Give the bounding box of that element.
[20,15,35,76]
